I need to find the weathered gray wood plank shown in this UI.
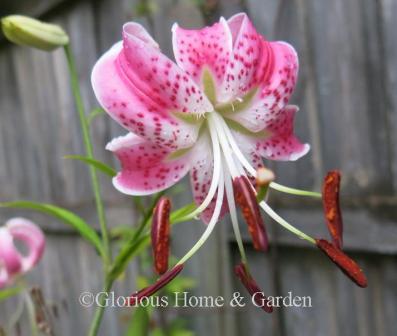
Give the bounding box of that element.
[306,0,392,194]
[381,0,397,191]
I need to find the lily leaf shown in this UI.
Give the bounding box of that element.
[63,155,116,177]
[0,286,23,302]
[109,235,150,283]
[0,201,104,257]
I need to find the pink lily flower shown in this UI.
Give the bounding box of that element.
[93,13,368,307]
[0,218,45,288]
[92,13,309,264]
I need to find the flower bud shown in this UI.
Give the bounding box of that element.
[1,15,69,51]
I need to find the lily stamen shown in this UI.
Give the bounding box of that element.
[235,263,273,313]
[176,168,225,266]
[128,264,184,305]
[224,166,248,264]
[260,201,316,244]
[234,175,269,252]
[316,239,367,288]
[151,197,171,275]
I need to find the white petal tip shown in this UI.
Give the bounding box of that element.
[171,22,179,33]
[289,144,311,161]
[106,133,137,152]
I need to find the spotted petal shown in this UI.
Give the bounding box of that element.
[218,13,273,103]
[225,40,299,133]
[172,18,232,98]
[107,133,192,195]
[232,105,309,162]
[189,134,228,223]
[92,23,213,151]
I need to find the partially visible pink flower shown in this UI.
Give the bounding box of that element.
[0,218,45,288]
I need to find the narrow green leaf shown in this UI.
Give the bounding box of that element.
[0,201,104,257]
[125,306,150,336]
[170,203,196,223]
[63,155,116,177]
[0,286,23,302]
[87,107,106,124]
[109,235,150,282]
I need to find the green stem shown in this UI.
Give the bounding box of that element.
[24,291,38,336]
[63,44,110,266]
[269,182,322,198]
[87,279,112,336]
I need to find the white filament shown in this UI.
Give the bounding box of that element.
[223,164,247,263]
[259,201,315,244]
[177,167,225,265]
[181,115,223,220]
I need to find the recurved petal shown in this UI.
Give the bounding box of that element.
[189,134,228,224]
[218,13,274,103]
[0,227,22,277]
[107,133,192,196]
[224,40,299,133]
[92,22,213,151]
[6,218,45,273]
[232,105,309,162]
[172,18,232,96]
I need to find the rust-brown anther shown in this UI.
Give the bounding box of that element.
[128,264,184,306]
[316,239,367,288]
[233,176,268,251]
[322,170,343,249]
[151,197,171,275]
[235,263,273,313]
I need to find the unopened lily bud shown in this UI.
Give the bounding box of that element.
[1,15,69,51]
[256,167,275,187]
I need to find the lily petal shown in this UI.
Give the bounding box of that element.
[172,18,232,97]
[0,227,22,277]
[0,267,9,289]
[218,13,274,103]
[107,133,191,195]
[92,23,213,151]
[232,105,309,162]
[189,134,228,223]
[6,218,45,273]
[225,39,299,133]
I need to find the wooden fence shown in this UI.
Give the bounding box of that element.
[0,0,396,335]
